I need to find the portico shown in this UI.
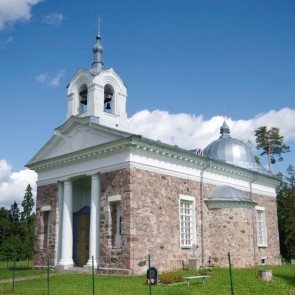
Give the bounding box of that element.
[57,174,101,269]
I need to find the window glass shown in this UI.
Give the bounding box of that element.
[256,208,267,247]
[179,196,195,247]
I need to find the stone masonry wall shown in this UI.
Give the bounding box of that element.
[98,167,280,274]
[252,193,281,266]
[99,169,132,274]
[127,168,202,274]
[34,183,58,268]
[207,207,255,267]
[202,186,281,268]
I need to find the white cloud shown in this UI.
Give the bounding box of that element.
[36,72,47,83]
[0,0,43,31]
[36,69,65,87]
[0,160,37,209]
[128,107,295,152]
[0,35,13,49]
[48,69,65,87]
[42,13,63,26]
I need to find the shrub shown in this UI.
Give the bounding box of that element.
[159,273,184,284]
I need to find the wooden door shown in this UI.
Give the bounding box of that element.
[77,213,90,266]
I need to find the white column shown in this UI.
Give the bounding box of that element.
[56,182,64,265]
[58,180,74,268]
[86,174,100,267]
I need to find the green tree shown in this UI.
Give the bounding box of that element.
[21,184,34,224]
[20,184,35,259]
[0,235,23,261]
[0,207,11,247]
[277,165,295,260]
[8,201,20,223]
[255,126,290,171]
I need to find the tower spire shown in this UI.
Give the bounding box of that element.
[90,17,104,74]
[97,16,102,36]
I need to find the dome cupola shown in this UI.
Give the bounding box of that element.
[203,121,255,165]
[203,121,272,175]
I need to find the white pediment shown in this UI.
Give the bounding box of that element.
[27,116,128,165]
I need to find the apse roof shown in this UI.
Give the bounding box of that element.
[208,185,254,202]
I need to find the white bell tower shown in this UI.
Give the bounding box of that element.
[66,34,128,131]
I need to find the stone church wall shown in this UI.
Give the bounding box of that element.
[206,207,255,267]
[202,189,281,268]
[97,167,280,274]
[34,183,58,268]
[33,169,280,273]
[98,167,205,274]
[252,193,281,266]
[126,168,203,274]
[99,169,132,274]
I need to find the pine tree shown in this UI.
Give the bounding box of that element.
[255,126,290,171]
[20,184,35,259]
[0,207,11,247]
[21,184,34,224]
[9,201,20,223]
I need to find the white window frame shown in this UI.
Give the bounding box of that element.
[256,206,268,247]
[179,195,196,248]
[40,206,51,249]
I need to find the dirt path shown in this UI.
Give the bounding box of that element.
[0,273,62,284]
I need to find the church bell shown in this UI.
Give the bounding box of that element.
[104,92,112,110]
[79,90,88,105]
[105,102,111,110]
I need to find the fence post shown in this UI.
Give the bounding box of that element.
[12,257,16,293]
[47,256,50,295]
[92,255,95,295]
[148,254,152,295]
[228,252,234,295]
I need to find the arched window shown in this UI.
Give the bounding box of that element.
[79,84,88,113]
[104,84,114,113]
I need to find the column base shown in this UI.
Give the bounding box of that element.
[86,258,98,268]
[57,259,74,269]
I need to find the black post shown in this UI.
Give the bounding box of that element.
[47,256,50,295]
[92,256,95,295]
[12,257,16,293]
[148,254,152,295]
[228,252,234,295]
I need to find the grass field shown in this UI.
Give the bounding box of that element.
[0,262,294,295]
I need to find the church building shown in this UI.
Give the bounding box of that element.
[27,32,281,274]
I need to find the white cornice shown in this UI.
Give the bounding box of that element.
[205,199,257,209]
[129,137,280,187]
[28,122,280,195]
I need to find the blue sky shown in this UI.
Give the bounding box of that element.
[0,0,295,208]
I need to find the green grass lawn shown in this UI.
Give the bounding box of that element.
[0,264,294,295]
[0,260,46,280]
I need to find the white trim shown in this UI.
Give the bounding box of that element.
[179,195,196,248]
[179,195,195,202]
[41,205,51,212]
[255,206,268,247]
[108,195,122,202]
[255,206,265,211]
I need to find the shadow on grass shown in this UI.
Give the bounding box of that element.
[275,274,295,288]
[7,267,32,270]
